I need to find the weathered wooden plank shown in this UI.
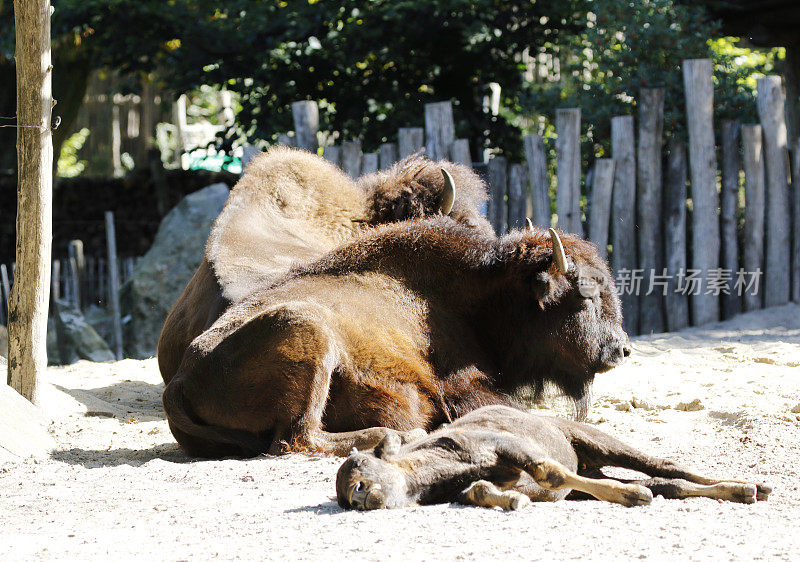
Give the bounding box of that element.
[507,164,528,231]
[793,137,800,303]
[50,259,60,302]
[756,76,792,306]
[588,159,615,259]
[8,0,54,401]
[424,101,456,161]
[379,143,398,169]
[741,124,765,312]
[291,100,319,153]
[720,120,742,318]
[611,115,639,334]
[105,212,124,360]
[398,127,424,159]
[449,139,471,167]
[487,156,508,234]
[341,141,363,178]
[524,134,550,229]
[361,152,379,175]
[67,239,84,310]
[683,58,720,325]
[637,88,665,333]
[555,108,581,234]
[663,140,691,332]
[322,145,341,166]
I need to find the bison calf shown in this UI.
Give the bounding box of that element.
[337,405,771,510]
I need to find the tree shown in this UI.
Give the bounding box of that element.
[8,0,53,403]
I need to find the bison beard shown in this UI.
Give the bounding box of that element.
[162,218,630,458]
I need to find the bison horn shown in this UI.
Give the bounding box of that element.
[549,227,569,274]
[440,168,456,215]
[525,217,534,231]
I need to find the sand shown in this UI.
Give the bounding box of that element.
[1,303,799,561]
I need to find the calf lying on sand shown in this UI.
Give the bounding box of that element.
[337,405,771,510]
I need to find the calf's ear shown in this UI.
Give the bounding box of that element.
[374,432,401,459]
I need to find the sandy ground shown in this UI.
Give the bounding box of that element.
[1,304,799,561]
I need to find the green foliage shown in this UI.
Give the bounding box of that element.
[522,0,782,159]
[56,127,90,177]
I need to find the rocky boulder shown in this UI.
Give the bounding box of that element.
[120,183,229,358]
[52,299,115,363]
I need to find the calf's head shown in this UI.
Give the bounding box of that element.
[336,434,410,510]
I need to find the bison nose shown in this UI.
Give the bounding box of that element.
[622,344,631,358]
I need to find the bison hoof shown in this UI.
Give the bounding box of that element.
[733,483,758,504]
[756,483,772,501]
[508,493,531,511]
[621,485,653,507]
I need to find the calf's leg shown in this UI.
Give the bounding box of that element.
[555,419,771,501]
[458,480,531,511]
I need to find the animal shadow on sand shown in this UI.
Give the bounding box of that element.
[50,443,194,468]
[54,380,165,422]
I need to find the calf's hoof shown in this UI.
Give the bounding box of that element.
[620,485,653,507]
[508,493,531,511]
[755,483,772,501]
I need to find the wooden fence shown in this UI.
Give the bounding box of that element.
[272,59,800,336]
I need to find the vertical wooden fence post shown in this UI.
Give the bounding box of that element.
[683,58,720,325]
[424,101,455,161]
[398,127,424,158]
[611,115,638,334]
[588,159,615,259]
[68,239,84,310]
[8,0,53,402]
[507,164,528,231]
[637,88,665,333]
[663,141,690,331]
[105,212,124,360]
[322,145,341,166]
[756,76,792,307]
[524,134,550,229]
[291,100,319,153]
[741,125,766,311]
[487,156,508,234]
[449,139,471,167]
[720,120,742,318]
[379,143,398,169]
[555,109,581,234]
[361,152,379,176]
[792,137,800,303]
[341,141,363,178]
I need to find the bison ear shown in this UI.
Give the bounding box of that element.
[374,432,401,460]
[532,271,552,310]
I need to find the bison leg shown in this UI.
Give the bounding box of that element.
[554,418,772,501]
[458,480,530,511]
[312,427,427,457]
[572,470,760,504]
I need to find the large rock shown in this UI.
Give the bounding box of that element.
[0,359,56,462]
[52,299,115,363]
[120,183,229,358]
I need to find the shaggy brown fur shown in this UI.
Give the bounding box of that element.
[157,147,493,386]
[336,405,772,510]
[162,218,630,458]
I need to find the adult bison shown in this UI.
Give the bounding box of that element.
[163,218,631,458]
[157,146,493,386]
[337,405,771,510]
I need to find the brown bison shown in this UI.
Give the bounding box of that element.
[162,217,630,458]
[337,405,772,510]
[157,146,493,387]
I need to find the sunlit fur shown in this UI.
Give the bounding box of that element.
[162,218,630,458]
[157,147,493,386]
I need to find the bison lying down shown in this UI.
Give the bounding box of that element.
[337,405,772,510]
[163,217,630,458]
[157,147,492,387]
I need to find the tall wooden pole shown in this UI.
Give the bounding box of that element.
[683,59,720,325]
[8,0,54,403]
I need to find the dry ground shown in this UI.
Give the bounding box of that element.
[2,304,799,561]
